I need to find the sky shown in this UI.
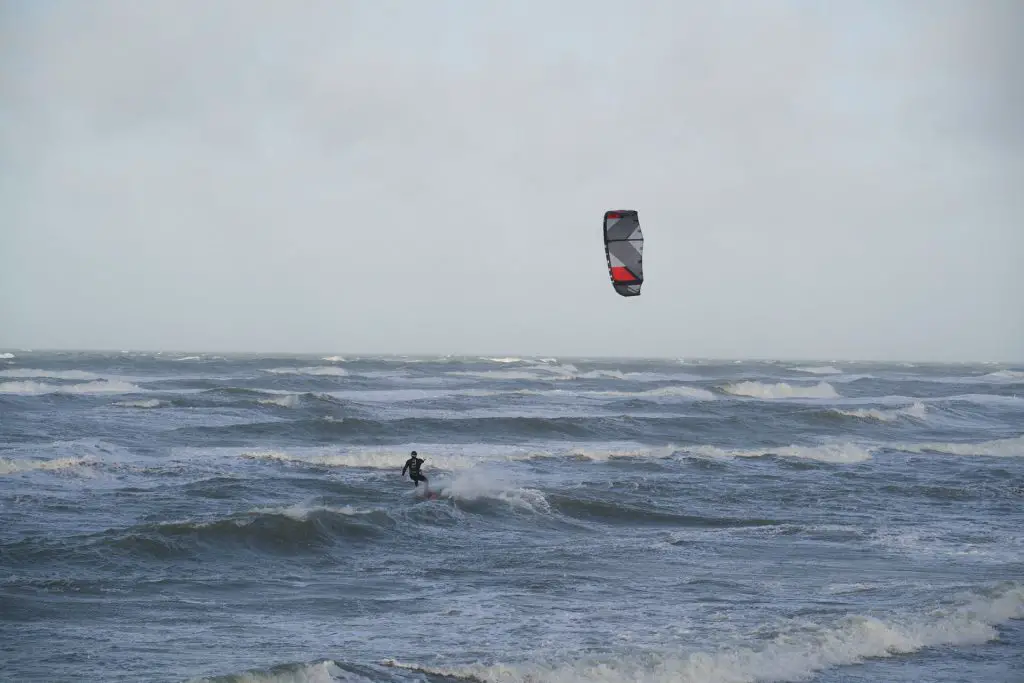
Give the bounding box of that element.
[1,0,1021,361]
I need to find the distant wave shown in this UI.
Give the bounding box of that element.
[265,366,348,377]
[982,369,1024,382]
[0,379,144,395]
[448,364,580,381]
[321,356,346,362]
[0,352,14,359]
[166,388,359,414]
[584,385,716,401]
[687,442,873,464]
[175,414,728,445]
[791,365,843,375]
[0,368,100,380]
[566,445,677,461]
[239,448,532,471]
[723,381,839,399]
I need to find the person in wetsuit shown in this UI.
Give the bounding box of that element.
[402,450,428,490]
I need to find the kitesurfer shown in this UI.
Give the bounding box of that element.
[402,450,429,490]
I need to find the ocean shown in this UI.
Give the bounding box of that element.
[1,351,1022,683]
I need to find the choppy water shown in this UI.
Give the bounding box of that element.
[1,351,1022,683]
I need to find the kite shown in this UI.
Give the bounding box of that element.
[603,210,644,297]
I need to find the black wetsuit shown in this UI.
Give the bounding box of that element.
[402,456,427,487]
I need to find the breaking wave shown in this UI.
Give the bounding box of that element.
[586,385,716,401]
[0,456,98,475]
[398,583,1023,683]
[0,368,101,380]
[0,379,145,395]
[831,402,928,422]
[791,365,842,375]
[687,442,873,464]
[982,369,1024,382]
[265,366,349,377]
[723,381,839,399]
[113,399,164,409]
[257,394,301,409]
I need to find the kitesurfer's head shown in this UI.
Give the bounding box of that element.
[410,450,417,456]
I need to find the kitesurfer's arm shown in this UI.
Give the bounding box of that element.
[401,460,409,477]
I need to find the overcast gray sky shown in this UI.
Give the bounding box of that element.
[1,0,1021,361]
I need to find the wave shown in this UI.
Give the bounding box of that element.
[687,442,873,464]
[239,447,534,472]
[430,468,551,514]
[0,456,98,475]
[181,387,353,410]
[321,356,347,362]
[449,365,579,381]
[264,366,349,377]
[449,364,694,383]
[566,445,677,461]
[0,379,145,395]
[791,365,842,375]
[830,402,927,422]
[0,368,100,380]
[180,415,624,443]
[590,385,716,401]
[722,381,839,399]
[397,583,1023,683]
[257,394,301,409]
[0,352,14,359]
[113,398,165,408]
[868,524,1023,564]
[329,385,715,404]
[981,369,1024,382]
[250,502,376,520]
[238,441,869,472]
[942,393,1024,407]
[548,494,778,528]
[893,435,1024,458]
[107,504,396,558]
[184,659,354,683]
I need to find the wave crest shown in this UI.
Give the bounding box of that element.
[723,381,839,399]
[895,435,1024,458]
[0,379,144,395]
[831,402,927,422]
[689,442,873,464]
[791,365,842,375]
[403,583,1023,683]
[265,366,349,377]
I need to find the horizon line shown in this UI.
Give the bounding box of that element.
[1,346,1021,366]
